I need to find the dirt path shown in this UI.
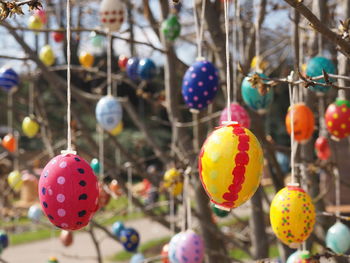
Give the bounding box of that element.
[1,218,171,263]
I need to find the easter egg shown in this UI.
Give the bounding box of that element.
[8,170,22,192]
[95,95,123,132]
[52,31,65,43]
[38,153,99,230]
[22,116,40,138]
[90,158,100,174]
[182,59,219,110]
[270,185,315,248]
[2,133,16,152]
[326,222,350,254]
[168,232,184,263]
[112,221,125,239]
[161,15,181,41]
[118,55,128,71]
[97,183,110,209]
[119,227,140,252]
[0,67,19,91]
[109,121,123,136]
[219,103,250,128]
[28,204,43,222]
[130,253,145,263]
[241,72,273,113]
[161,243,170,263]
[60,230,73,247]
[163,168,183,197]
[126,57,140,81]
[199,123,263,210]
[211,203,229,218]
[28,15,43,30]
[325,99,350,140]
[306,56,336,93]
[109,180,122,196]
[314,136,331,161]
[48,257,59,263]
[90,32,104,48]
[250,56,268,71]
[137,58,156,80]
[34,9,47,24]
[0,231,9,249]
[285,103,315,143]
[175,229,204,263]
[39,45,55,66]
[99,0,125,32]
[286,250,302,263]
[79,51,94,68]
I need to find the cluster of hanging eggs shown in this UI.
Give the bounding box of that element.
[325,98,350,140]
[0,67,19,91]
[126,57,157,82]
[199,122,263,210]
[163,168,183,197]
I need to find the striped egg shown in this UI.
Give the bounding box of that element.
[0,68,19,91]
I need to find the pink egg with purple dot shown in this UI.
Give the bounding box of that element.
[219,103,251,128]
[39,154,99,231]
[175,230,204,263]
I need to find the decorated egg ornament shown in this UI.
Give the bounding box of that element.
[48,257,59,263]
[182,59,219,110]
[285,103,315,143]
[168,232,184,263]
[39,45,55,66]
[241,72,273,113]
[286,250,302,263]
[219,103,250,128]
[112,221,125,239]
[22,116,40,138]
[79,51,94,68]
[163,168,183,197]
[60,230,73,247]
[0,231,9,249]
[314,136,331,161]
[90,32,104,48]
[119,227,140,252]
[8,170,22,192]
[38,153,99,230]
[99,0,125,32]
[126,57,140,81]
[0,67,19,91]
[270,185,315,248]
[118,55,128,71]
[137,58,156,80]
[199,123,263,210]
[161,15,181,41]
[161,243,170,263]
[2,133,16,152]
[130,253,145,263]
[28,204,43,222]
[326,221,350,254]
[175,230,204,263]
[52,31,65,43]
[95,95,123,131]
[90,158,100,174]
[325,99,350,140]
[28,15,43,30]
[306,56,336,93]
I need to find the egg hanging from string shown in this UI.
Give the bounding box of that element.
[28,15,43,30]
[7,170,22,192]
[130,253,145,263]
[325,99,350,140]
[0,231,9,249]
[175,230,204,263]
[28,204,43,222]
[97,183,110,209]
[241,72,273,114]
[163,168,183,197]
[119,227,140,252]
[109,179,122,196]
[79,51,94,68]
[34,9,47,24]
[326,221,350,254]
[38,153,99,230]
[52,31,65,43]
[112,221,125,240]
[270,185,315,248]
[118,55,128,71]
[109,121,123,136]
[219,102,251,128]
[306,56,336,93]
[2,133,16,152]
[250,56,268,71]
[137,58,156,80]
[199,123,263,210]
[0,67,19,91]
[99,0,125,32]
[161,15,181,41]
[22,116,40,138]
[60,230,73,247]
[39,45,55,66]
[161,243,170,263]
[286,250,302,263]
[211,203,229,218]
[90,158,100,174]
[168,232,184,263]
[126,57,140,82]
[95,95,123,132]
[182,59,219,111]
[90,31,104,48]
[314,136,331,161]
[285,103,315,143]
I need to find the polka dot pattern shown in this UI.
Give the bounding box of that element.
[325,99,350,140]
[39,154,99,231]
[175,230,204,263]
[99,0,124,32]
[119,228,140,252]
[182,60,219,110]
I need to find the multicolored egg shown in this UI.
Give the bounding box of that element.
[270,185,315,248]
[161,15,181,41]
[0,231,9,249]
[161,243,170,263]
[241,72,273,114]
[326,222,350,254]
[79,51,94,68]
[219,103,250,128]
[118,55,128,71]
[306,56,336,93]
[39,45,55,66]
[90,158,100,174]
[22,116,40,138]
[95,95,123,131]
[38,154,99,230]
[0,67,19,91]
[314,136,331,161]
[112,221,125,239]
[60,230,73,247]
[163,168,183,197]
[2,133,16,152]
[138,58,156,80]
[8,170,22,192]
[119,227,140,252]
[52,31,65,43]
[211,203,229,218]
[199,123,263,210]
[325,99,350,140]
[175,230,204,263]
[182,59,219,110]
[285,103,315,143]
[99,0,125,32]
[168,232,184,263]
[28,15,43,30]
[126,57,140,81]
[28,204,43,222]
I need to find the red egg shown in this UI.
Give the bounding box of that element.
[38,154,99,231]
[2,133,16,152]
[325,99,350,140]
[315,136,331,161]
[60,230,73,247]
[161,243,169,263]
[118,55,129,71]
[52,32,65,43]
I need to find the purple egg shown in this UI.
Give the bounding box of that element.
[176,230,204,263]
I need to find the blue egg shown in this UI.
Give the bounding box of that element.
[168,232,184,263]
[112,221,125,239]
[326,222,350,254]
[0,68,19,91]
[0,231,9,249]
[241,72,273,113]
[119,228,140,252]
[137,58,156,80]
[130,253,145,263]
[28,205,43,222]
[127,57,140,81]
[286,250,301,263]
[182,60,219,110]
[306,56,336,93]
[95,95,122,131]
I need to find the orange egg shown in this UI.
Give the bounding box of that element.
[2,133,16,152]
[109,179,122,196]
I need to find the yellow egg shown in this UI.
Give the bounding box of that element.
[39,45,55,66]
[109,122,123,136]
[270,185,316,248]
[79,51,94,68]
[7,170,23,192]
[199,123,263,210]
[250,56,268,71]
[22,116,40,138]
[28,15,43,30]
[163,168,183,196]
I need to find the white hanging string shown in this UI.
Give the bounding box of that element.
[232,0,240,103]
[288,72,297,185]
[254,0,261,73]
[126,164,133,214]
[317,94,326,137]
[334,167,341,220]
[185,174,192,230]
[107,31,113,96]
[192,0,206,59]
[224,0,232,122]
[98,125,104,178]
